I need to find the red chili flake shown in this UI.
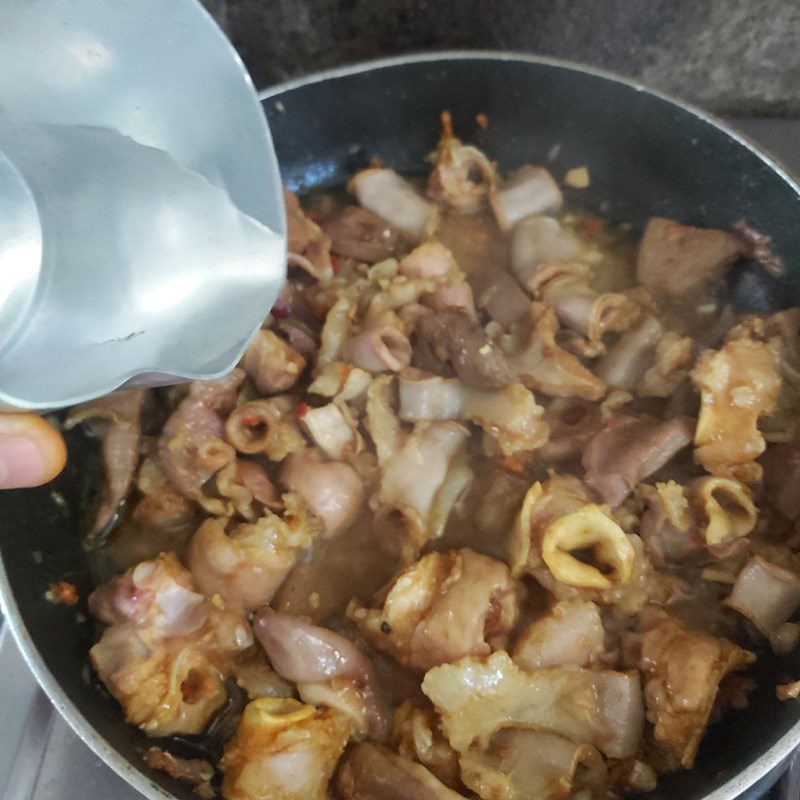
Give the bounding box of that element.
[294,403,310,419]
[577,216,605,236]
[475,112,489,130]
[502,455,525,474]
[45,581,78,606]
[440,109,453,138]
[331,255,343,275]
[240,415,263,427]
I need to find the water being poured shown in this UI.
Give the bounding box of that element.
[0,122,286,409]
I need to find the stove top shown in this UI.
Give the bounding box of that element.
[1,115,800,800]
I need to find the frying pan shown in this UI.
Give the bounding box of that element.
[2,52,800,800]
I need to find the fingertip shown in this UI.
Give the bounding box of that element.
[0,413,67,489]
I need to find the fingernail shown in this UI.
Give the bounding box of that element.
[0,434,46,489]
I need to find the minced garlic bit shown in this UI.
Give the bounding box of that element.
[564,166,590,189]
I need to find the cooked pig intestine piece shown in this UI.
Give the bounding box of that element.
[89,553,252,736]
[392,700,461,789]
[427,113,497,212]
[539,265,640,344]
[512,599,605,670]
[582,413,695,506]
[186,496,321,610]
[65,389,145,541]
[346,310,413,373]
[489,165,563,231]
[284,187,333,281]
[459,727,608,800]
[422,650,644,759]
[692,336,781,482]
[336,742,465,800]
[638,481,705,566]
[725,556,800,642]
[510,215,585,291]
[322,205,403,263]
[242,329,306,395]
[350,548,521,672]
[638,613,755,769]
[686,476,757,548]
[253,608,387,738]
[398,241,459,280]
[225,396,306,460]
[471,266,532,328]
[422,280,477,318]
[215,459,280,521]
[349,168,439,239]
[541,504,636,590]
[280,448,365,537]
[508,475,592,576]
[298,402,360,460]
[505,303,606,400]
[397,370,547,456]
[376,421,473,550]
[254,608,370,682]
[538,397,602,462]
[639,331,695,397]
[220,698,350,800]
[158,371,245,515]
[595,315,663,390]
[636,217,743,301]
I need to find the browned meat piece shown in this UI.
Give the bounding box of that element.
[639,614,754,768]
[322,205,402,263]
[470,267,531,328]
[636,217,743,300]
[415,309,513,390]
[336,743,465,800]
[583,414,695,506]
[761,439,800,520]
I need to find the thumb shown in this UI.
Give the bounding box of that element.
[0,413,67,489]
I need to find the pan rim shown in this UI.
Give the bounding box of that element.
[258,49,800,205]
[3,47,799,800]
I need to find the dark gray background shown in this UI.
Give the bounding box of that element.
[204,0,800,116]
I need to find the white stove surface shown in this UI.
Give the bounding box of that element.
[1,115,799,800]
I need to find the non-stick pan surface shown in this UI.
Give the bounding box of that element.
[2,53,800,800]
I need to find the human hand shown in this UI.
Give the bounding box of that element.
[0,413,67,489]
